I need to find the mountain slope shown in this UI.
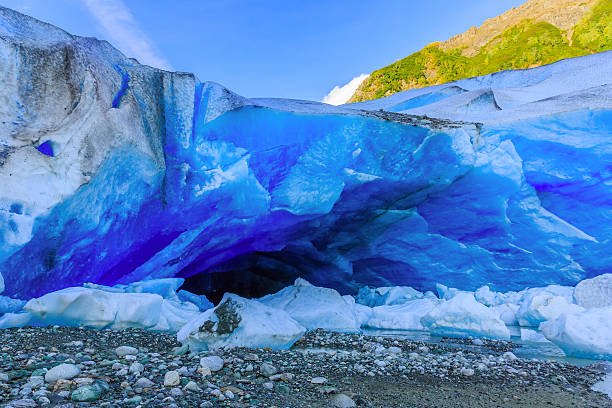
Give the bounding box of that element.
[349,0,611,102]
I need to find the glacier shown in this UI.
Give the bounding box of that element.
[0,5,611,311]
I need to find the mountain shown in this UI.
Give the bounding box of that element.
[349,0,611,102]
[0,6,611,301]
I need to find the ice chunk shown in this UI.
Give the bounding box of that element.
[177,290,214,311]
[520,328,550,343]
[365,298,439,330]
[435,284,464,300]
[177,293,305,351]
[540,306,612,360]
[0,272,4,294]
[259,279,360,332]
[355,286,423,307]
[22,287,199,331]
[516,288,582,327]
[151,300,201,332]
[421,292,510,339]
[490,303,519,326]
[0,312,34,328]
[0,295,26,315]
[573,274,612,309]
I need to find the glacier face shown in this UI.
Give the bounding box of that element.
[0,7,611,300]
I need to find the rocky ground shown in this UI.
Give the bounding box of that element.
[0,327,610,408]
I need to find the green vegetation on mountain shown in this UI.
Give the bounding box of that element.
[349,0,612,102]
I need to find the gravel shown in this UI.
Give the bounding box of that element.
[0,326,610,407]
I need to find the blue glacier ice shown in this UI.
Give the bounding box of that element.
[0,6,611,304]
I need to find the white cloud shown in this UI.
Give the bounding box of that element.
[81,0,173,70]
[322,73,370,105]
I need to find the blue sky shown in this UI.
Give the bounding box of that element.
[2,0,528,101]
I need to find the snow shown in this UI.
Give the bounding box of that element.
[421,292,510,339]
[365,298,439,330]
[573,274,612,309]
[177,293,305,351]
[540,306,612,360]
[259,279,360,332]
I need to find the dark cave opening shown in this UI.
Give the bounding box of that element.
[177,252,302,305]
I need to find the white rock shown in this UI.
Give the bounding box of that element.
[177,293,305,351]
[164,371,180,387]
[331,393,356,407]
[259,278,360,332]
[310,377,327,384]
[115,346,138,357]
[421,292,510,339]
[365,298,439,330]
[460,368,474,376]
[200,356,224,372]
[44,364,80,383]
[134,377,155,388]
[540,306,612,360]
[574,274,612,309]
[502,352,517,361]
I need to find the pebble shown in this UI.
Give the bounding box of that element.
[115,346,138,357]
[260,363,278,377]
[503,351,518,361]
[134,377,155,389]
[460,368,475,376]
[331,393,357,408]
[45,364,81,383]
[310,376,327,384]
[200,356,224,372]
[262,381,274,390]
[71,385,101,402]
[164,371,180,387]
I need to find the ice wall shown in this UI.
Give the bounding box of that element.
[0,7,610,299]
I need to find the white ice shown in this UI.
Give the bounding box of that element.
[259,278,360,332]
[177,293,305,351]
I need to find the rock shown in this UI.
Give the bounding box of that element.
[7,399,37,408]
[170,387,183,397]
[0,372,9,382]
[71,385,101,402]
[331,393,356,408]
[164,371,180,387]
[134,377,155,389]
[115,346,139,357]
[129,362,144,374]
[200,356,224,372]
[260,363,277,377]
[471,339,484,346]
[178,294,305,351]
[44,364,80,383]
[460,368,475,376]
[310,377,327,384]
[184,381,201,392]
[263,381,274,390]
[502,352,517,361]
